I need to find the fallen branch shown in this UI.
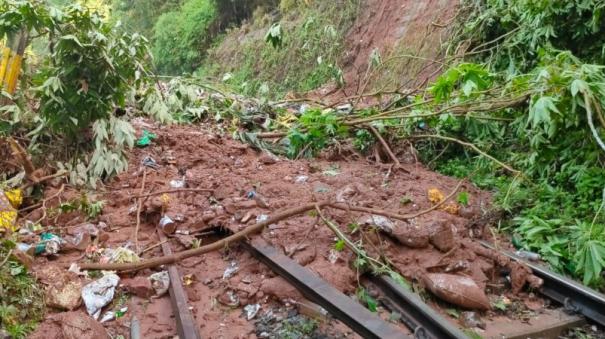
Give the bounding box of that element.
[78,179,464,272]
[78,202,327,271]
[409,134,520,175]
[131,188,213,199]
[20,171,67,189]
[367,125,409,173]
[8,137,36,180]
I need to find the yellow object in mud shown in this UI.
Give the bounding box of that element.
[0,47,11,87]
[428,188,445,204]
[0,189,21,233]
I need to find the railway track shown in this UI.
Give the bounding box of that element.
[161,231,605,339]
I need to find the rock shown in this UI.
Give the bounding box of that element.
[429,220,456,252]
[46,280,83,310]
[175,234,196,248]
[261,277,304,301]
[259,153,277,165]
[35,265,82,310]
[29,311,110,339]
[122,276,154,298]
[423,273,490,310]
[392,224,430,248]
[336,184,361,203]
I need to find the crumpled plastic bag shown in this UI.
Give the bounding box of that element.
[136,130,157,147]
[101,247,140,264]
[82,273,120,320]
[0,189,22,233]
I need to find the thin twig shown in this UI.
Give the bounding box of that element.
[0,249,13,268]
[140,239,170,255]
[134,169,147,253]
[132,188,214,199]
[368,125,408,173]
[409,134,520,174]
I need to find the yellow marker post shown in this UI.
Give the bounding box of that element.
[0,46,11,89]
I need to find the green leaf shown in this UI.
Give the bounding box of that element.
[457,192,469,206]
[333,239,346,251]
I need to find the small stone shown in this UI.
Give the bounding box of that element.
[460,311,486,329]
[46,280,83,310]
[122,277,154,298]
[259,153,277,165]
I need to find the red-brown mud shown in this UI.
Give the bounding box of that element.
[21,119,547,338]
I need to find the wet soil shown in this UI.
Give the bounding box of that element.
[24,119,554,338]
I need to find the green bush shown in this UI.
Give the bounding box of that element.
[152,0,217,74]
[200,0,359,98]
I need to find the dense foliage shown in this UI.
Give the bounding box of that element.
[414,0,605,287]
[201,0,359,98]
[1,1,151,184]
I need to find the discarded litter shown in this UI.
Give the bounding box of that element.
[256,214,269,223]
[244,304,261,320]
[82,273,120,320]
[295,175,309,184]
[246,191,257,199]
[100,307,128,323]
[223,261,239,279]
[169,179,186,189]
[149,271,170,297]
[101,246,140,264]
[34,233,63,256]
[141,156,159,169]
[159,215,177,234]
[136,130,157,148]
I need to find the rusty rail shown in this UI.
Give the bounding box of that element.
[365,275,468,339]
[158,231,202,339]
[243,239,407,339]
[480,240,605,327]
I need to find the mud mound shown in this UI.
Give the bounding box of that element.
[24,119,541,337]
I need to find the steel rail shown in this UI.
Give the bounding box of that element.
[480,240,605,327]
[158,231,202,339]
[243,239,407,339]
[366,275,468,339]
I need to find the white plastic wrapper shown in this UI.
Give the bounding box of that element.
[81,273,120,320]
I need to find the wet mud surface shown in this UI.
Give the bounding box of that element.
[23,119,560,338]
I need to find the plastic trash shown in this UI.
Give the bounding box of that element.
[82,274,120,320]
[101,246,140,264]
[223,261,239,279]
[169,179,186,189]
[100,307,128,323]
[256,214,269,223]
[141,156,159,169]
[136,130,157,148]
[33,233,63,256]
[149,271,170,297]
[244,304,261,320]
